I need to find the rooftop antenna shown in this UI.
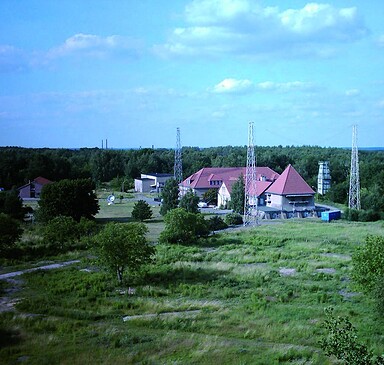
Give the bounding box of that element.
[244,121,258,226]
[348,125,361,210]
[174,127,183,183]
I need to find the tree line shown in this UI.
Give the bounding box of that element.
[1,145,384,210]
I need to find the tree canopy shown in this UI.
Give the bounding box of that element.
[159,208,209,244]
[230,175,245,214]
[179,189,199,214]
[1,145,384,216]
[160,178,179,216]
[94,222,155,284]
[131,200,153,221]
[38,178,99,222]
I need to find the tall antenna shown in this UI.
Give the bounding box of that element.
[174,127,183,183]
[348,125,361,210]
[244,121,258,226]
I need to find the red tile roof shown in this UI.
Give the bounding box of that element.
[266,164,315,195]
[34,176,52,185]
[181,167,279,191]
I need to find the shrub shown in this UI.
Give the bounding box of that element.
[131,200,153,221]
[208,215,228,231]
[373,275,384,316]
[225,213,243,226]
[159,208,209,244]
[352,235,384,293]
[42,216,80,252]
[0,213,22,257]
[320,307,384,365]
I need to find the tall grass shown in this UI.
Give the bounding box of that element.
[1,219,383,364]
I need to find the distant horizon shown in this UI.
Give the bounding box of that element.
[1,144,384,151]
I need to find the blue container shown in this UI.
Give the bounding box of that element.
[321,210,341,222]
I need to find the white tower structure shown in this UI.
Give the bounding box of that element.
[174,127,183,183]
[348,125,361,210]
[317,161,331,195]
[243,121,258,226]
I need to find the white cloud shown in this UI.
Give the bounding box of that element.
[345,89,360,96]
[256,81,313,92]
[48,33,143,59]
[212,78,253,93]
[155,0,368,59]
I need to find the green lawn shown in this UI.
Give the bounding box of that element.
[1,202,383,364]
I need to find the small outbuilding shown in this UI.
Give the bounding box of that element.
[134,173,174,193]
[18,176,52,199]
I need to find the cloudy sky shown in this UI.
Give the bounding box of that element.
[1,0,384,148]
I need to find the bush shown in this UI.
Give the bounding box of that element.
[131,200,153,221]
[208,216,228,231]
[159,208,209,244]
[225,213,243,226]
[373,275,384,316]
[0,189,25,220]
[352,235,384,293]
[42,216,80,252]
[0,213,22,257]
[320,307,384,365]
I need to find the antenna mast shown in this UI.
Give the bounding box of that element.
[174,127,183,183]
[244,121,258,226]
[348,125,361,210]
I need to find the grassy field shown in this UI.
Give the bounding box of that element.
[1,199,384,364]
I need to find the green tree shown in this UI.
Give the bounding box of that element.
[38,178,99,222]
[132,200,153,221]
[179,189,199,214]
[229,175,245,214]
[94,222,155,284]
[0,189,25,220]
[0,213,22,257]
[320,307,384,365]
[42,216,80,252]
[352,235,384,293]
[160,178,179,216]
[202,189,218,205]
[159,208,209,244]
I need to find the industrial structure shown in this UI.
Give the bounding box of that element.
[134,173,173,193]
[243,121,258,226]
[174,127,183,183]
[317,161,331,195]
[348,125,361,210]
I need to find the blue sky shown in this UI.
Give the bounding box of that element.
[1,0,384,148]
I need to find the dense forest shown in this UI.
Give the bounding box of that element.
[1,146,384,211]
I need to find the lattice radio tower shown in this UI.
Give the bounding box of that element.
[348,125,361,210]
[174,127,183,183]
[243,121,258,226]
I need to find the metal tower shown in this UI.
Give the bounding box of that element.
[317,161,331,195]
[174,127,183,183]
[348,125,361,210]
[243,121,258,226]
